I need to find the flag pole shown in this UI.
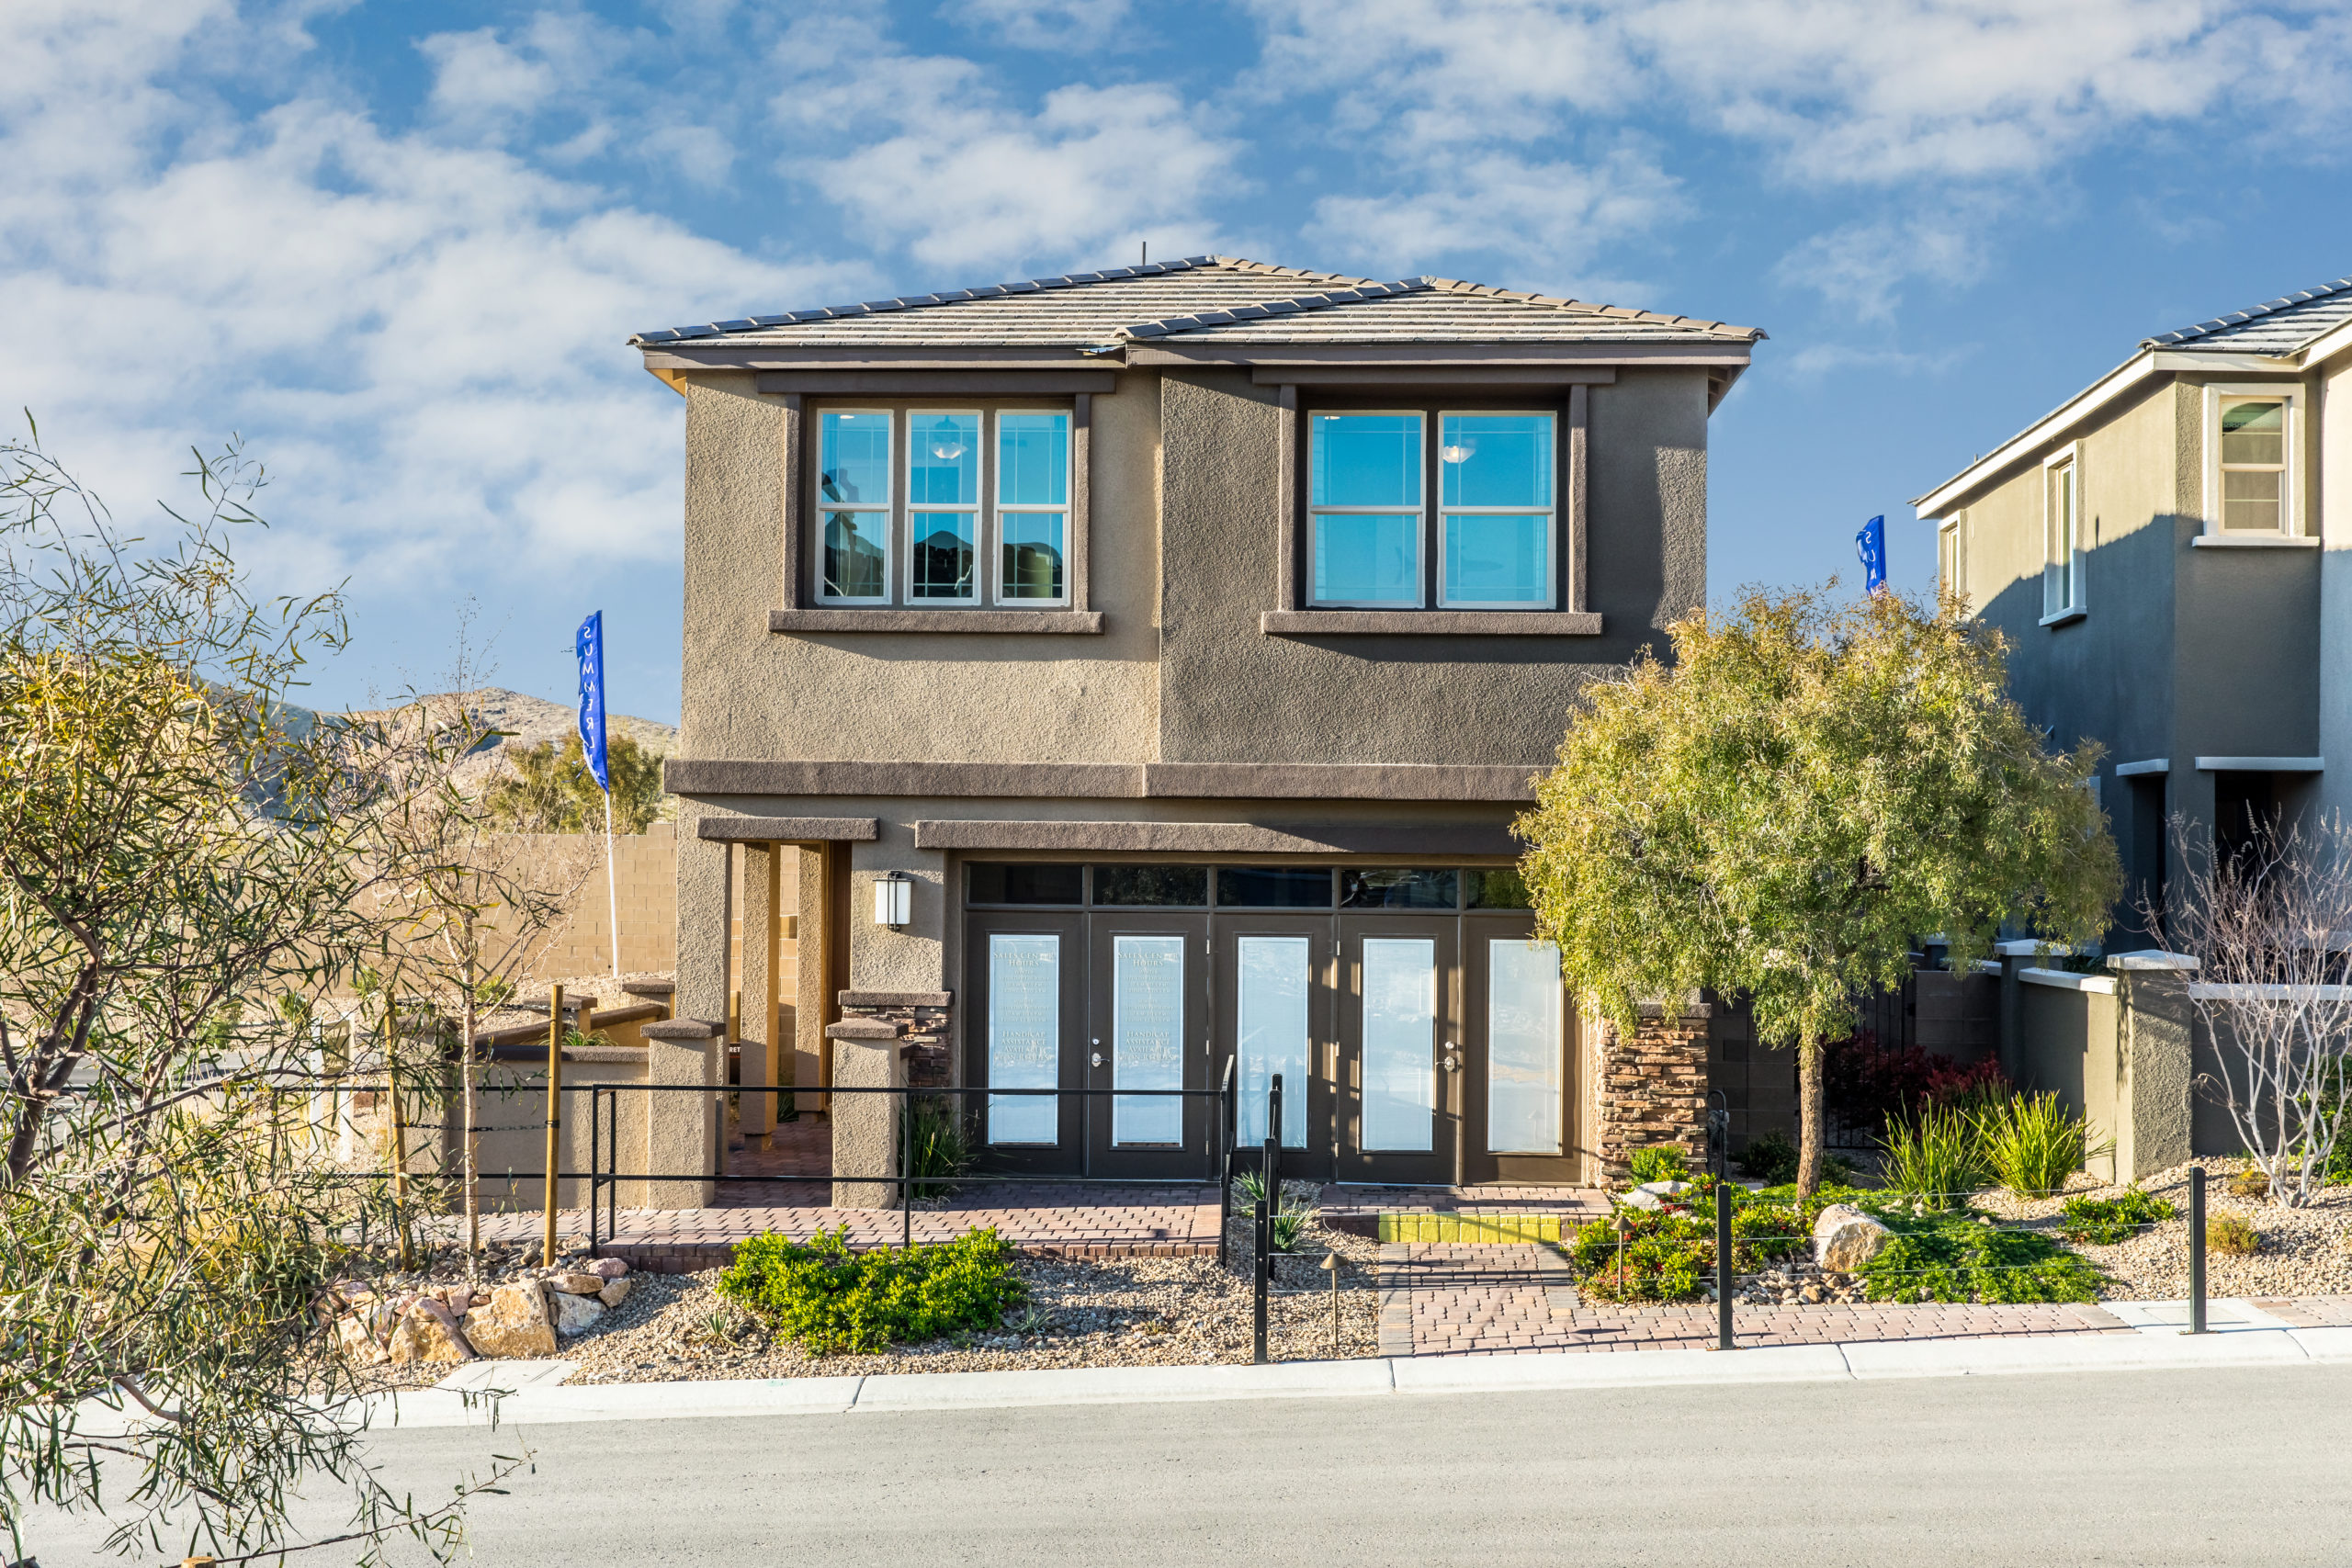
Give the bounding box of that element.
[604,785,620,979]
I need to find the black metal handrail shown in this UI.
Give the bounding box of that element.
[585,1075,1240,1257]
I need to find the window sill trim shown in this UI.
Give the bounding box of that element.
[2191,533,2320,548]
[770,608,1103,634]
[1261,609,1603,636]
[2039,606,2086,627]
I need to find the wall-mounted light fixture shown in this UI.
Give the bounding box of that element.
[874,871,912,929]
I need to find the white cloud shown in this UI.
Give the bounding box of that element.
[768,15,1238,273]
[0,4,858,608]
[1773,214,1985,321]
[956,0,1137,51]
[1307,147,1681,286]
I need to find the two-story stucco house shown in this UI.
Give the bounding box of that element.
[1915,276,2352,944]
[629,256,1761,1200]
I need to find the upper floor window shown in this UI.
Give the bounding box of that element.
[1306,410,1555,610]
[2218,395,2288,533]
[2043,452,2081,622]
[1937,513,1965,602]
[816,407,1070,607]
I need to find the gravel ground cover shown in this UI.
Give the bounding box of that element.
[550,1213,1382,1382]
[1969,1159,2352,1300]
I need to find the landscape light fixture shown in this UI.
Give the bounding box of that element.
[875,870,912,929]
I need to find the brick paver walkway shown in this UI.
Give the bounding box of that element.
[1378,1243,2142,1357]
[465,1183,1224,1272]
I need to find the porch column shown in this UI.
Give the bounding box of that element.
[795,842,843,1115]
[740,843,782,1143]
[650,813,729,1208]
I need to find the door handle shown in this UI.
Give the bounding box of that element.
[1091,1052,1103,1067]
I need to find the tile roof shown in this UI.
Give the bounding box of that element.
[2143,276,2352,355]
[631,255,1760,351]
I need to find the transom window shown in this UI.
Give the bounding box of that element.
[2218,397,2287,533]
[816,407,1071,607]
[1306,410,1556,609]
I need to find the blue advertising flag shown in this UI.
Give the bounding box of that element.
[575,612,610,794]
[1856,514,1887,593]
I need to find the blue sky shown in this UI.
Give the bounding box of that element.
[8,1,2352,724]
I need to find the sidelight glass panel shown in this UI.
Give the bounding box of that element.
[1113,935,1185,1145]
[987,933,1060,1145]
[1361,937,1436,1151]
[1238,936,1311,1148]
[1487,939,1564,1154]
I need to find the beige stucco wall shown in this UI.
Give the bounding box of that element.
[2010,971,2191,1183]
[676,373,1162,767]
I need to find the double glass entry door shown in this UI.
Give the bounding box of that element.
[966,898,1574,1184]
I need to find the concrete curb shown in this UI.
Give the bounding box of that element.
[361,1301,2352,1429]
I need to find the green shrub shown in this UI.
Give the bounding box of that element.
[1980,1091,2108,1199]
[1569,1185,1829,1303]
[1880,1104,1989,1207]
[1232,1171,1317,1252]
[1856,1208,2105,1303]
[2229,1166,2269,1201]
[2061,1188,2174,1245]
[2208,1214,2259,1257]
[901,1095,973,1194]
[1736,1130,1799,1184]
[717,1225,1026,1355]
[1629,1145,1690,1185]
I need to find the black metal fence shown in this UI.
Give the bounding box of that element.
[583,1061,1242,1261]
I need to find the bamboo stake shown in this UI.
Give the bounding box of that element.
[386,975,413,1271]
[543,983,564,1267]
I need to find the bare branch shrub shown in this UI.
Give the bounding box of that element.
[2159,814,2352,1207]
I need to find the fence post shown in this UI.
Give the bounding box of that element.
[1255,1073,1283,1365]
[543,984,563,1267]
[588,1086,601,1259]
[2188,1165,2206,1335]
[1217,1059,1235,1269]
[1715,1178,1735,1352]
[901,1089,914,1251]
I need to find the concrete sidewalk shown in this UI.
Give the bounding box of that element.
[368,1298,2352,1429]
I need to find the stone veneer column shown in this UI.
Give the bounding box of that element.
[1595,1002,1710,1184]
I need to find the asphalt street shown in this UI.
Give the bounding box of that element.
[20,1365,2352,1566]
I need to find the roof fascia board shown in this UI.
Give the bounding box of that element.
[2150,350,2301,376]
[1250,365,1618,386]
[2293,318,2352,369]
[1128,343,1751,367]
[753,369,1117,396]
[1913,351,2159,516]
[640,346,1123,372]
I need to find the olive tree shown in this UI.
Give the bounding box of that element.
[1518,587,2120,1195]
[0,427,512,1564]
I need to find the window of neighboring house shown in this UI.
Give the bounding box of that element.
[1937,515,1964,601]
[2218,395,2290,533]
[1306,410,1557,609]
[2044,455,2082,621]
[812,406,1071,606]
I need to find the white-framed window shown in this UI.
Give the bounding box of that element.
[2202,384,2300,536]
[817,409,891,604]
[995,410,1070,606]
[810,406,1072,607]
[2043,447,2082,622]
[905,410,980,604]
[1306,408,1558,610]
[1936,513,1965,603]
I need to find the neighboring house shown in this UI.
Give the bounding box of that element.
[630,255,1761,1198]
[1914,276,2352,943]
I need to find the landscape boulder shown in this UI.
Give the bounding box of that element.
[597,1277,633,1310]
[550,1271,606,1296]
[549,1289,607,1337]
[1812,1204,1894,1274]
[588,1258,629,1281]
[387,1301,475,1365]
[462,1282,560,1359]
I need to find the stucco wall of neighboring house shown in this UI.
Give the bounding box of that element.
[2317,347,2352,826]
[1963,377,2183,775]
[1153,367,1707,767]
[675,371,1164,769]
